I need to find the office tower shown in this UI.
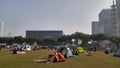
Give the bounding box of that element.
[116,0,120,20]
[99,9,112,36]
[116,0,120,36]
[92,21,99,35]
[0,21,4,37]
[92,0,120,36]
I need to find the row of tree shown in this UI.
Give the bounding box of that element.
[0,32,120,47]
[0,36,58,46]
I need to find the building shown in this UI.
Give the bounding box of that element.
[116,0,120,35]
[99,9,112,36]
[111,0,119,36]
[0,21,4,37]
[92,21,99,35]
[116,0,120,20]
[91,0,120,36]
[26,30,63,38]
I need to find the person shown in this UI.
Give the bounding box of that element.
[13,47,17,54]
[0,46,1,50]
[104,47,111,54]
[46,48,57,63]
[85,49,92,56]
[93,44,96,52]
[72,49,79,55]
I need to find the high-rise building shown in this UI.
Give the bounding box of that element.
[116,0,120,35]
[0,21,4,37]
[111,0,119,36]
[92,21,99,35]
[99,9,112,36]
[116,0,120,19]
[92,0,120,36]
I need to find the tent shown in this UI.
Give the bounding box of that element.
[57,45,68,52]
[65,47,77,58]
[49,52,65,62]
[57,45,77,58]
[34,52,65,63]
[31,42,41,50]
[22,42,31,51]
[76,46,85,53]
[114,49,120,57]
[66,48,73,58]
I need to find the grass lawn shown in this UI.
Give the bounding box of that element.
[0,49,120,68]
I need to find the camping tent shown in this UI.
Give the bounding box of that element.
[57,45,77,58]
[65,48,77,58]
[34,52,65,63]
[114,49,120,57]
[57,45,68,52]
[66,48,73,58]
[22,42,31,51]
[31,42,41,50]
[49,52,65,62]
[76,46,84,53]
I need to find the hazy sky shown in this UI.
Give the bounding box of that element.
[0,0,112,37]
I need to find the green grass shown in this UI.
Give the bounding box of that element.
[0,49,120,68]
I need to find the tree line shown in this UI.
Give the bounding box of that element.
[0,32,120,47]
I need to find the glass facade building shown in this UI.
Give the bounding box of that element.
[26,30,63,38]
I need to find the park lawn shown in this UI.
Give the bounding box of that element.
[0,49,120,68]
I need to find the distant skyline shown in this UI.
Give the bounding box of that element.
[0,0,112,37]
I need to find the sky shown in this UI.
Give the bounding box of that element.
[0,0,112,37]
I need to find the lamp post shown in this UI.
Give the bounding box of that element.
[72,39,75,45]
[78,39,82,45]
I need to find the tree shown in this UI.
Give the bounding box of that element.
[13,36,23,44]
[42,38,57,46]
[109,36,120,49]
[90,34,108,41]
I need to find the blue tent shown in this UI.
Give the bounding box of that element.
[57,45,68,52]
[58,45,77,58]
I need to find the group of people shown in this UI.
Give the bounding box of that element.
[47,46,92,60]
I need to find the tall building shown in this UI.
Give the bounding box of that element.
[92,0,120,36]
[116,0,120,35]
[26,30,63,38]
[111,0,119,36]
[92,21,99,35]
[116,0,120,19]
[0,21,4,37]
[99,9,112,36]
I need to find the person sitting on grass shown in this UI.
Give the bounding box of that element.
[84,49,92,56]
[12,47,18,54]
[72,49,79,56]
